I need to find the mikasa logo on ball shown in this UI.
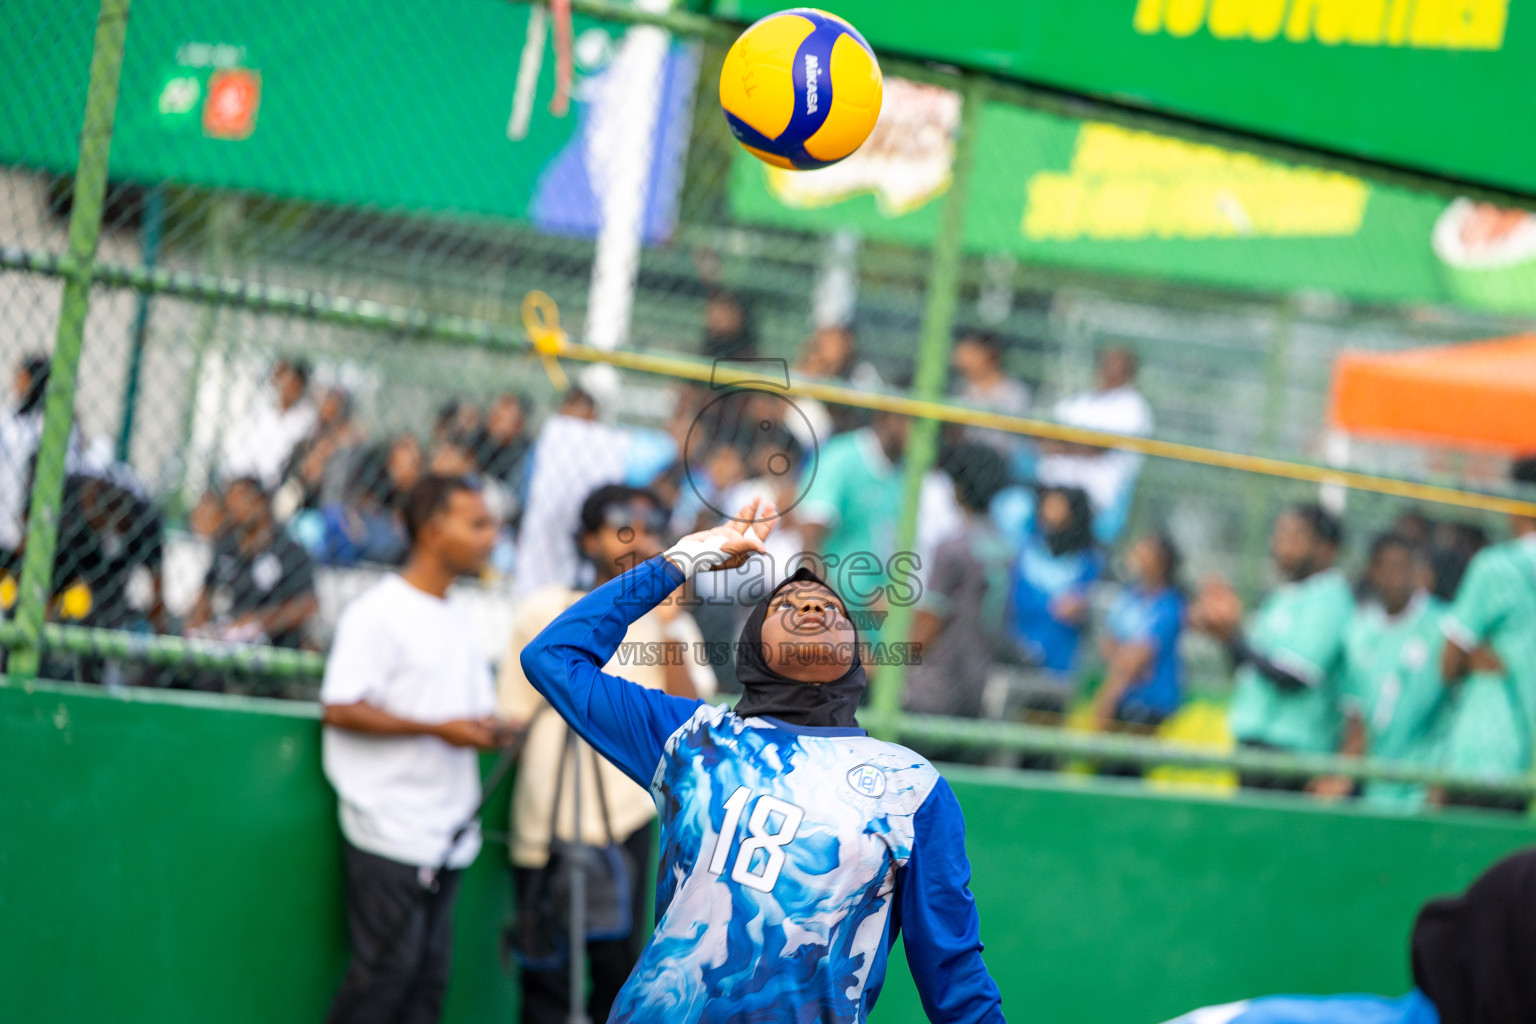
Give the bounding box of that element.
[804,54,820,115]
[847,764,885,798]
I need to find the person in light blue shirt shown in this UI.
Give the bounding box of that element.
[519,498,1006,1024]
[1092,531,1185,733]
[1009,485,1101,679]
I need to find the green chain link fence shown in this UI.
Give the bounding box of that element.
[3,0,1535,794]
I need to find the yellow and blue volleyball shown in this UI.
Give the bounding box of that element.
[719,8,883,171]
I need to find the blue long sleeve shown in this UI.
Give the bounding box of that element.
[519,554,704,787]
[897,777,1005,1024]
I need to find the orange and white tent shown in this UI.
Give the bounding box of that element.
[1328,335,1536,454]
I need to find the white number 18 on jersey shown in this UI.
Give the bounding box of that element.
[706,786,806,893]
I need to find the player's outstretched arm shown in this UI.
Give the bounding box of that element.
[898,777,1006,1024]
[520,554,703,786]
[520,499,775,786]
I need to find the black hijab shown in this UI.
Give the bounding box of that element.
[1038,485,1095,557]
[1411,847,1536,1024]
[731,566,867,729]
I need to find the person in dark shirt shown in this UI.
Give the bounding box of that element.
[906,443,1015,726]
[36,472,166,686]
[186,476,318,650]
[73,472,166,632]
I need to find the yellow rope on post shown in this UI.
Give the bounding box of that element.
[518,291,1536,521]
[521,290,572,392]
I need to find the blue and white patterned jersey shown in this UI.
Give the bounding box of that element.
[521,555,1005,1024]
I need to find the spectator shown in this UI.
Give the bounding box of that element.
[433,399,483,451]
[951,329,1032,465]
[184,476,319,651]
[6,456,133,621]
[454,401,482,437]
[1036,346,1153,543]
[498,484,713,1024]
[432,401,460,449]
[514,388,629,598]
[1312,533,1449,811]
[0,354,83,562]
[557,386,598,422]
[278,386,364,516]
[1192,504,1353,790]
[17,469,102,621]
[73,471,167,634]
[1427,520,1488,602]
[700,290,758,361]
[188,487,225,540]
[429,435,479,478]
[1391,510,1435,550]
[0,354,49,560]
[688,438,809,692]
[1090,531,1186,739]
[1004,485,1101,726]
[682,294,781,484]
[802,324,884,392]
[321,475,514,1024]
[221,358,317,491]
[475,393,533,491]
[795,325,884,435]
[797,406,910,639]
[384,433,424,510]
[1438,460,1536,813]
[904,443,1015,729]
[1387,511,1438,597]
[34,470,166,686]
[315,445,410,567]
[732,434,807,567]
[700,443,751,527]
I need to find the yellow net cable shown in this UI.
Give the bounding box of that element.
[523,291,1536,520]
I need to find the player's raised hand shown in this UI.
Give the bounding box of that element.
[665,497,778,577]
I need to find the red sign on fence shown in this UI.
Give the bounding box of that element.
[202,68,261,140]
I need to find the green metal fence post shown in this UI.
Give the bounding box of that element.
[867,74,986,738]
[8,0,132,681]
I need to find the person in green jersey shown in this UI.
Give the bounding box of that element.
[1192,504,1355,790]
[1312,533,1451,811]
[1438,461,1536,813]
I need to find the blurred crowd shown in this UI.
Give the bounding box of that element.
[3,289,1534,807]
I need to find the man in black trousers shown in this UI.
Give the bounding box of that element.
[321,475,514,1024]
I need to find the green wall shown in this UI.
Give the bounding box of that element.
[2,681,1532,1024]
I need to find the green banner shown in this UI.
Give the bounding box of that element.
[717,0,1534,197]
[729,79,1536,310]
[1,0,696,233]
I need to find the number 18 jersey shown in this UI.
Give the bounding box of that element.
[519,555,1005,1024]
[609,704,945,1022]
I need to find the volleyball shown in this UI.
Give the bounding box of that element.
[719,8,883,171]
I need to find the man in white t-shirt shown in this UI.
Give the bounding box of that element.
[1036,346,1153,542]
[221,358,318,491]
[321,474,514,1024]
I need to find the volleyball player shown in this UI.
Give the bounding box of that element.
[519,498,1005,1023]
